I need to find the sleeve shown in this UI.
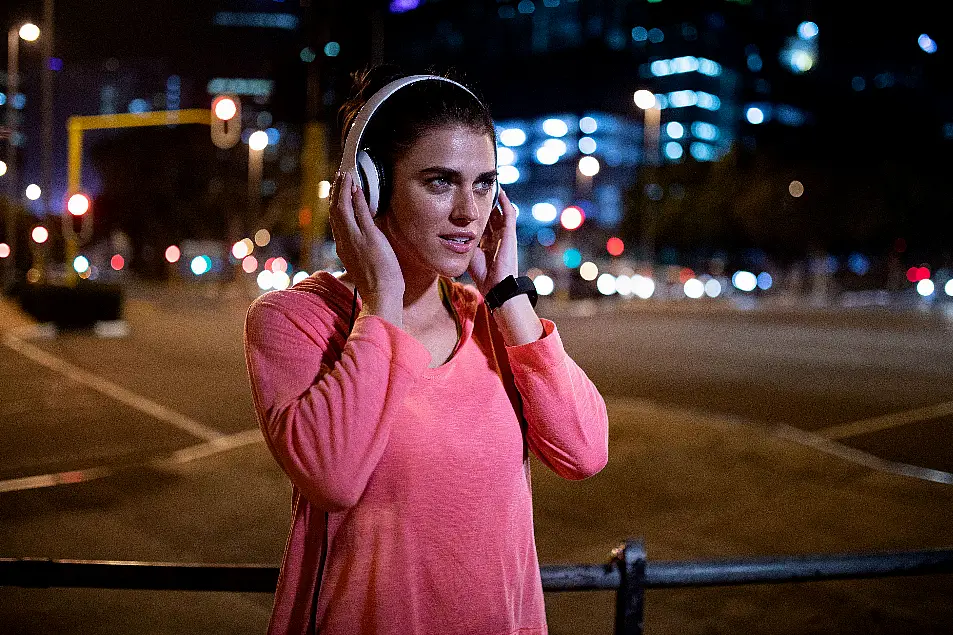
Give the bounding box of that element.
[244,297,431,510]
[505,318,609,480]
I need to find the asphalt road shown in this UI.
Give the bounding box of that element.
[1,284,952,634]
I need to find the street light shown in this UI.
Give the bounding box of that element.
[247,130,269,223]
[18,23,40,42]
[634,89,661,165]
[210,95,241,149]
[5,22,40,288]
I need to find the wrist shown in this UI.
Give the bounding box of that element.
[485,275,538,313]
[360,292,404,328]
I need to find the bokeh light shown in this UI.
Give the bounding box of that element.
[607,237,624,256]
[499,128,526,147]
[232,240,250,259]
[0,243,9,258]
[732,270,758,291]
[578,156,600,176]
[532,202,558,223]
[542,118,569,137]
[563,248,582,269]
[632,275,656,299]
[67,193,90,216]
[257,270,273,290]
[597,273,617,296]
[249,130,269,151]
[111,254,125,270]
[213,96,237,121]
[271,271,291,290]
[533,274,555,296]
[705,279,722,298]
[797,21,819,40]
[579,261,599,281]
[73,256,90,273]
[684,278,705,298]
[254,229,271,247]
[190,255,211,275]
[633,90,656,109]
[536,227,556,247]
[560,206,584,230]
[242,255,258,273]
[916,279,935,297]
[789,180,805,197]
[579,116,598,134]
[19,23,40,42]
[31,226,48,243]
[615,275,632,296]
[498,165,520,185]
[165,245,180,263]
[25,184,41,200]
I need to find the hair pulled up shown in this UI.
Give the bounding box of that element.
[338,64,496,174]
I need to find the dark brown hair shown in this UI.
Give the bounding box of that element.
[338,64,495,208]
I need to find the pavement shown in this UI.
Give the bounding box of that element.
[0,294,37,334]
[2,286,952,634]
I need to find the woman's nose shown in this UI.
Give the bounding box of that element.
[451,190,480,222]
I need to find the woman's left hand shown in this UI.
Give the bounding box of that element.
[468,188,518,297]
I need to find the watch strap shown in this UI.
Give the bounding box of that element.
[486,275,538,312]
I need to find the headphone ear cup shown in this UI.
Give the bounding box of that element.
[356,150,382,217]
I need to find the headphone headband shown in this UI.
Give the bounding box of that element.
[339,74,496,216]
[342,75,481,171]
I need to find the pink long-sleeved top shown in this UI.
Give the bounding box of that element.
[244,271,608,635]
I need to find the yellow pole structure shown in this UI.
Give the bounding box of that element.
[64,109,213,285]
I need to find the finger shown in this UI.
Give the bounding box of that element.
[350,171,378,236]
[332,171,361,237]
[468,247,487,284]
[330,170,344,209]
[498,189,518,228]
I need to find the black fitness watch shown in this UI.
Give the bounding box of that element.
[485,275,538,313]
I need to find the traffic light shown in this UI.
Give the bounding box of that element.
[63,191,93,247]
[211,95,241,149]
[67,193,90,216]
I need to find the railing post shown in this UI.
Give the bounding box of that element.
[613,538,646,635]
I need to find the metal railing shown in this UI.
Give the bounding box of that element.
[3,539,953,635]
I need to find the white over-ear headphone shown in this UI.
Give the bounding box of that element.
[339,74,500,217]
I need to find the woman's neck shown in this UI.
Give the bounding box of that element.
[400,275,450,333]
[338,271,449,331]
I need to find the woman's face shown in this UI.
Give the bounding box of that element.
[382,124,498,282]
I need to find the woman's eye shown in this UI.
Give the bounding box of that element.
[475,178,496,193]
[427,177,450,188]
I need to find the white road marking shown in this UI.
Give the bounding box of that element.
[3,330,222,442]
[815,400,953,440]
[768,421,953,485]
[0,326,264,493]
[605,397,953,486]
[0,428,264,493]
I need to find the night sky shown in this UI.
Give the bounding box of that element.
[2,1,950,69]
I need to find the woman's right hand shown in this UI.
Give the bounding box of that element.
[329,170,405,325]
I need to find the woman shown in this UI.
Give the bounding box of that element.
[244,66,609,635]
